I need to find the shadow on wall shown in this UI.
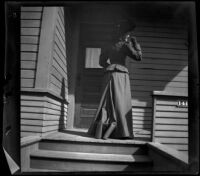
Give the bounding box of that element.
[129,63,188,140]
[129,63,188,105]
[59,78,66,130]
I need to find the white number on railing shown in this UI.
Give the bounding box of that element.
[177,100,188,107]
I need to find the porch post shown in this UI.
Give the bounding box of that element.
[35,7,58,89]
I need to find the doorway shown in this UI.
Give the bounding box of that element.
[74,23,113,128]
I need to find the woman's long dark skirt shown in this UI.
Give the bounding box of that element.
[87,71,134,139]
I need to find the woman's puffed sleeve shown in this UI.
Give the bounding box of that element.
[99,48,110,68]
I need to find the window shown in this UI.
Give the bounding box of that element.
[85,47,102,68]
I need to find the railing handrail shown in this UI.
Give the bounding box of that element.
[152,91,188,97]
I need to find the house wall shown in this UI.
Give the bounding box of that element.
[21,7,43,88]
[152,93,188,154]
[20,5,188,142]
[127,18,188,141]
[49,7,68,98]
[79,6,188,141]
[21,7,71,137]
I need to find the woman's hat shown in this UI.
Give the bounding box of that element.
[112,19,136,40]
[114,19,136,34]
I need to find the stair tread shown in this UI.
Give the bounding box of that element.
[27,168,60,172]
[42,131,147,145]
[31,150,152,163]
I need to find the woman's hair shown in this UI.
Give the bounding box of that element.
[112,20,136,41]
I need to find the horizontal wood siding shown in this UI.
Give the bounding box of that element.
[47,7,70,133]
[21,7,43,88]
[77,11,188,139]
[21,7,70,138]
[21,94,67,138]
[154,96,188,153]
[127,18,188,141]
[50,7,69,100]
[132,107,152,140]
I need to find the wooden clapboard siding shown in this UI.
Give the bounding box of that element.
[21,94,68,138]
[49,7,71,100]
[153,95,188,153]
[132,107,152,141]
[77,7,188,137]
[126,18,188,140]
[21,7,43,88]
[21,125,65,133]
[20,7,73,138]
[21,52,37,61]
[21,130,58,138]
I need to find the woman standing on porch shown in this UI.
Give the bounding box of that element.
[87,21,142,139]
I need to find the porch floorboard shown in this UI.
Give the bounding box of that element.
[42,129,148,145]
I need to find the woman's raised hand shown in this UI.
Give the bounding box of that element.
[130,36,137,45]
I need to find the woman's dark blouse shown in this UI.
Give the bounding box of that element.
[99,41,142,73]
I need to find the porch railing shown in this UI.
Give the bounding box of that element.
[152,91,188,154]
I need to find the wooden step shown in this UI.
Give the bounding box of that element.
[39,131,148,155]
[24,168,60,172]
[39,140,148,155]
[31,150,152,163]
[42,130,148,144]
[30,150,153,172]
